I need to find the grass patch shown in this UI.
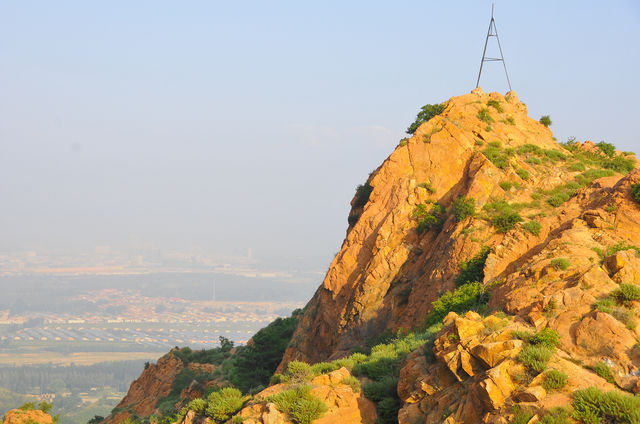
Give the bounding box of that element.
[593,362,615,384]
[572,387,640,423]
[611,283,640,305]
[483,199,523,233]
[539,407,571,424]
[551,258,570,271]
[487,99,503,113]
[523,220,541,236]
[483,144,511,169]
[516,168,530,180]
[417,182,435,194]
[478,108,494,124]
[424,283,489,327]
[519,345,554,374]
[632,184,640,204]
[542,370,568,391]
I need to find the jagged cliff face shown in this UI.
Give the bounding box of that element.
[105,88,640,424]
[282,88,577,365]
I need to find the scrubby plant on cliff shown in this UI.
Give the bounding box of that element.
[452,196,476,222]
[572,387,640,423]
[483,199,523,233]
[539,115,552,127]
[477,108,494,124]
[596,141,616,157]
[483,141,513,169]
[412,202,445,233]
[454,247,490,286]
[424,283,489,327]
[406,103,446,134]
[542,370,568,391]
[516,328,560,374]
[487,99,503,113]
[206,388,246,422]
[611,283,640,305]
[267,385,328,424]
[631,184,640,204]
[229,309,301,393]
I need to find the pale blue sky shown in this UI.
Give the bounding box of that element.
[1,1,639,269]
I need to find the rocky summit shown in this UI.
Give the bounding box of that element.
[100,88,640,423]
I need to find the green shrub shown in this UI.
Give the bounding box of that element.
[406,103,446,134]
[511,330,533,342]
[413,203,445,233]
[596,141,616,157]
[286,361,313,381]
[483,145,510,169]
[363,376,398,402]
[206,388,245,423]
[523,221,541,236]
[539,407,570,424]
[343,376,361,393]
[454,247,490,286]
[452,197,476,221]
[595,297,616,314]
[593,362,615,384]
[417,182,436,194]
[539,115,552,127]
[500,181,514,191]
[606,242,640,258]
[425,283,488,327]
[353,183,373,208]
[516,168,530,180]
[187,398,208,414]
[542,370,568,391]
[376,397,401,424]
[544,149,566,161]
[230,310,301,393]
[268,385,328,424]
[568,162,586,171]
[18,402,36,411]
[547,192,571,207]
[612,307,637,330]
[511,406,534,424]
[631,184,640,204]
[551,258,570,271]
[483,199,523,233]
[525,157,542,165]
[529,328,561,349]
[516,144,544,156]
[477,108,494,124]
[487,99,503,113]
[518,345,554,373]
[611,283,640,305]
[602,155,635,173]
[572,387,640,423]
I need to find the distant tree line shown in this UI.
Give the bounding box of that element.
[0,360,146,393]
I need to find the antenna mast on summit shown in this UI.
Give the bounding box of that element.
[476,2,512,91]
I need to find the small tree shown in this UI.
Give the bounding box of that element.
[406,103,445,134]
[539,115,552,127]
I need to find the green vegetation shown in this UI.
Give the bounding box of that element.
[406,103,446,134]
[539,407,570,424]
[417,182,436,194]
[487,99,503,113]
[205,388,246,423]
[483,141,512,169]
[593,362,616,384]
[544,149,566,162]
[568,162,586,171]
[454,247,490,286]
[268,386,327,424]
[424,283,489,327]
[611,283,640,305]
[477,108,494,124]
[519,345,554,374]
[539,115,552,127]
[551,258,570,271]
[500,181,515,191]
[596,141,616,157]
[523,220,541,236]
[631,184,640,204]
[516,168,530,180]
[542,370,568,391]
[605,242,640,258]
[511,406,534,424]
[412,203,445,233]
[229,310,301,393]
[483,199,523,233]
[572,387,640,423]
[353,183,373,209]
[452,196,476,221]
[516,328,560,374]
[504,115,516,125]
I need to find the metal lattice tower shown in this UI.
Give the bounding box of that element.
[476,2,512,91]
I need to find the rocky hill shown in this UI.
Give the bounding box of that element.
[101,88,640,424]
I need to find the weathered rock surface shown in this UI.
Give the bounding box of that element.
[2,410,53,424]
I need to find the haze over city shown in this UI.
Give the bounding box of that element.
[2,1,639,272]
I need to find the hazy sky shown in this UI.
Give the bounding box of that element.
[1,1,639,269]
